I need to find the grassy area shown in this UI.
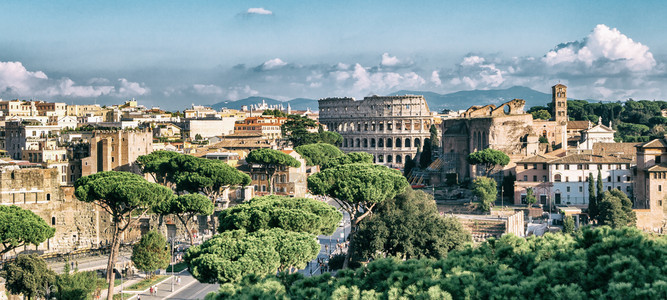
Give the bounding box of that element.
[126,275,168,291]
[167,262,188,273]
[101,278,122,289]
[112,293,132,300]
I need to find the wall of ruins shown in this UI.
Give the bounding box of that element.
[318,95,434,168]
[82,128,153,176]
[0,168,115,257]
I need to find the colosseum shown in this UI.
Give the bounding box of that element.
[318,95,435,168]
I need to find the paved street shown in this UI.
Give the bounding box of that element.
[49,250,132,273]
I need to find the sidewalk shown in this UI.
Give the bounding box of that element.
[124,270,197,300]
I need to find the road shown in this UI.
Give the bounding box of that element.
[300,197,351,276]
[49,251,132,273]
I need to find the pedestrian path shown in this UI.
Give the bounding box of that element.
[121,270,197,300]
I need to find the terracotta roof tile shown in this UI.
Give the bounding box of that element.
[567,120,590,130]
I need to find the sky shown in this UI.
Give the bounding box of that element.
[1,0,667,110]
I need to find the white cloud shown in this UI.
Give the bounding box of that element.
[543,24,656,72]
[192,84,224,95]
[116,78,150,97]
[246,8,273,15]
[461,56,485,66]
[381,53,400,67]
[430,71,442,86]
[0,60,148,99]
[349,63,425,94]
[259,58,288,70]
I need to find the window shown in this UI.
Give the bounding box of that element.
[555,164,559,170]
[617,176,621,182]
[46,194,51,201]
[660,185,663,192]
[657,156,662,164]
[579,186,583,192]
[523,164,528,169]
[533,175,537,182]
[577,164,582,170]
[543,164,547,170]
[51,217,56,225]
[565,176,569,182]
[111,157,114,162]
[578,176,582,182]
[523,175,528,181]
[554,174,561,182]
[565,165,570,170]
[566,187,571,192]
[607,176,611,182]
[533,164,537,169]
[543,176,547,182]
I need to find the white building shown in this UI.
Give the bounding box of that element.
[577,117,616,150]
[550,154,633,206]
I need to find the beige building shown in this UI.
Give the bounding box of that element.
[81,128,153,176]
[234,116,286,139]
[319,95,435,169]
[0,100,38,117]
[243,150,307,197]
[180,118,237,140]
[633,138,667,231]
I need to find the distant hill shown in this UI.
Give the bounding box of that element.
[389,86,555,112]
[211,86,572,113]
[210,97,318,111]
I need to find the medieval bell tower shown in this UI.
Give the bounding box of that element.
[552,84,567,125]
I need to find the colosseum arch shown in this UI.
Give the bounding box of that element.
[379,138,384,147]
[396,155,402,163]
[387,155,393,163]
[396,138,402,148]
[355,138,360,148]
[387,138,393,148]
[363,138,368,148]
[371,138,376,147]
[415,138,421,148]
[405,138,411,148]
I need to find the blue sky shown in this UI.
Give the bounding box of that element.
[1,1,667,109]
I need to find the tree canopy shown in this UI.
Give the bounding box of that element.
[55,263,101,300]
[2,254,56,300]
[137,152,251,197]
[467,148,510,176]
[217,195,342,236]
[597,189,636,228]
[154,193,214,245]
[472,176,497,212]
[187,195,340,283]
[294,143,344,166]
[185,228,319,283]
[132,231,171,276]
[354,188,470,261]
[308,163,408,268]
[74,171,174,299]
[208,226,667,300]
[0,205,55,256]
[166,154,251,198]
[320,152,374,170]
[281,115,342,147]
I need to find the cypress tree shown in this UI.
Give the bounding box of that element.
[596,169,604,223]
[588,173,597,221]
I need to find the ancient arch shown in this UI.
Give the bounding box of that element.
[405,138,411,148]
[371,138,376,147]
[387,138,393,148]
[396,138,402,148]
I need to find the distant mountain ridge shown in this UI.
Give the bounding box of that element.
[389,86,555,112]
[210,86,573,113]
